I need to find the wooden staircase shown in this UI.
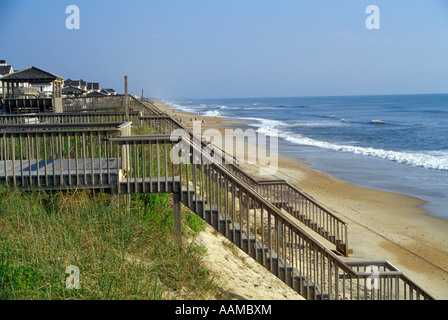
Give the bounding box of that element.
[180,187,333,300]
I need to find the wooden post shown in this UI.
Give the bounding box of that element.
[173,192,182,242]
[124,76,129,121]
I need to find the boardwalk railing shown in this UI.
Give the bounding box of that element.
[0,100,434,299]
[106,133,434,300]
[0,122,131,190]
[137,115,350,256]
[63,95,127,113]
[0,111,142,125]
[62,95,164,116]
[0,119,435,299]
[252,179,348,255]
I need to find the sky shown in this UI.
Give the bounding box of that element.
[1,0,448,99]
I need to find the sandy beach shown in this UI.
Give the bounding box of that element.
[152,99,448,300]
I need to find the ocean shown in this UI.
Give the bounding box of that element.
[163,94,448,220]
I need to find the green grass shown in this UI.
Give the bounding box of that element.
[0,186,225,300]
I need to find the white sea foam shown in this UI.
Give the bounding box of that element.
[239,117,288,127]
[279,131,448,171]
[162,100,195,113]
[203,110,222,117]
[292,120,347,128]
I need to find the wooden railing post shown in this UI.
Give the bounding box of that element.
[117,122,132,180]
[124,76,129,121]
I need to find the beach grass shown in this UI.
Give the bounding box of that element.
[0,186,226,300]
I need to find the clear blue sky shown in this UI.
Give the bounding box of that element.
[1,0,448,99]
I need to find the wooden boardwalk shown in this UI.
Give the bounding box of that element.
[0,108,435,300]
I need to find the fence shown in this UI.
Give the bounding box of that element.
[106,133,434,300]
[62,95,165,116]
[0,122,131,190]
[0,100,435,299]
[0,111,142,126]
[138,115,350,256]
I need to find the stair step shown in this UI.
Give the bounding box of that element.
[187,196,334,301]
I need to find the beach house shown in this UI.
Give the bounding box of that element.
[1,66,64,113]
[64,78,88,91]
[0,60,14,96]
[62,85,87,98]
[100,88,117,95]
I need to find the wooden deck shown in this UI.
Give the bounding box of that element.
[0,110,435,300]
[0,158,119,189]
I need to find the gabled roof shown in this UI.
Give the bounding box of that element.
[86,91,107,97]
[1,66,63,83]
[64,78,87,87]
[0,65,13,76]
[62,85,87,93]
[101,88,116,94]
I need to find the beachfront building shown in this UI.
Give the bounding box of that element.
[87,82,100,92]
[0,60,14,96]
[100,88,117,95]
[1,66,64,113]
[63,79,103,95]
[62,85,87,98]
[64,78,88,91]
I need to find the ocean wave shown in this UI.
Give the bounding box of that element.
[239,117,289,128]
[278,132,448,171]
[161,100,195,113]
[215,105,241,110]
[290,120,348,128]
[242,106,281,110]
[203,110,222,117]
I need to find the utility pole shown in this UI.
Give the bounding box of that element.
[124,76,129,121]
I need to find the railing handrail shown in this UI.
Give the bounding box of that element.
[0,111,142,118]
[112,134,355,272]
[0,122,129,130]
[110,133,436,300]
[138,114,350,254]
[129,96,165,116]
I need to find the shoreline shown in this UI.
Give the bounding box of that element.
[151,99,448,299]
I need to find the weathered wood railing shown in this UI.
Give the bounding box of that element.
[62,95,164,116]
[106,133,434,300]
[0,122,131,189]
[0,111,365,256]
[0,119,435,299]
[137,115,350,256]
[0,111,142,125]
[130,96,166,116]
[253,179,349,255]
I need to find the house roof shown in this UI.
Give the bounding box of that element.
[87,82,100,90]
[1,66,63,83]
[101,88,116,94]
[86,91,107,97]
[65,78,87,87]
[0,66,13,76]
[62,85,87,93]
